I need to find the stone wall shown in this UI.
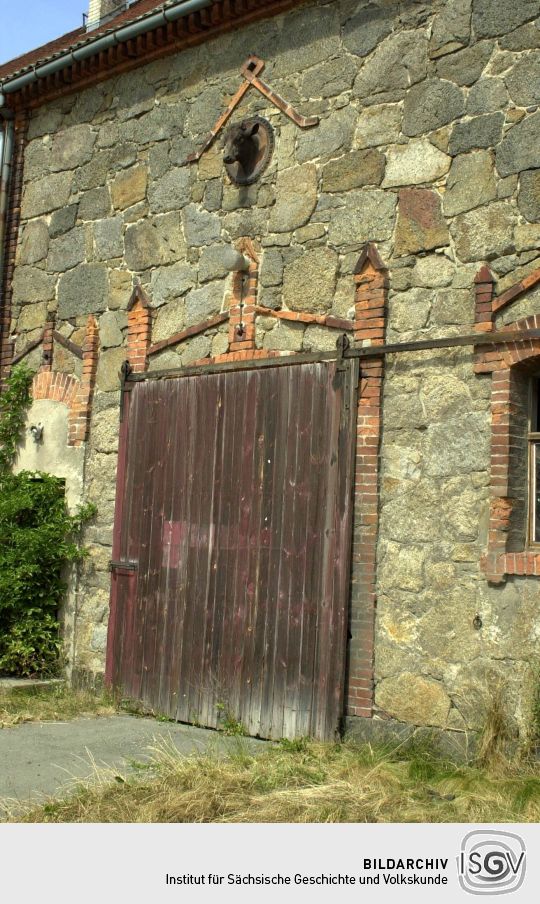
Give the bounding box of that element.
[9,0,540,733]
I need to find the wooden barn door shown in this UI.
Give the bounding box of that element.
[106,359,358,740]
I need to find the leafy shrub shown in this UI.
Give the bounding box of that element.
[0,366,94,677]
[0,364,32,472]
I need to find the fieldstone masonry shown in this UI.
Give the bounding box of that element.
[6,0,540,737]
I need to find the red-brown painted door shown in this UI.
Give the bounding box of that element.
[106,360,357,740]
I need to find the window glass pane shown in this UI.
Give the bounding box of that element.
[535,442,540,543]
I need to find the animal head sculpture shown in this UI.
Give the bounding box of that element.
[223,120,260,167]
[223,117,274,186]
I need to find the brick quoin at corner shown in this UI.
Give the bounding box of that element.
[1,0,540,743]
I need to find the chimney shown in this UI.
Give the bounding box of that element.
[87,0,126,30]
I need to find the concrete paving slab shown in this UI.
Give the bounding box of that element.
[0,678,64,690]
[0,714,265,816]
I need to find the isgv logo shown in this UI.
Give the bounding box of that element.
[458,830,526,895]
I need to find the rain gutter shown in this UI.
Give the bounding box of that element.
[0,0,213,97]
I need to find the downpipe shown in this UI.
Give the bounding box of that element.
[0,98,15,376]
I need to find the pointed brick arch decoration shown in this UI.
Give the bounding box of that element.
[227,237,260,352]
[348,242,389,720]
[127,284,152,373]
[30,314,99,447]
[474,263,540,331]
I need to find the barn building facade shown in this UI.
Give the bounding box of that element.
[1,0,540,741]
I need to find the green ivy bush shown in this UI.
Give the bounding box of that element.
[0,366,95,677]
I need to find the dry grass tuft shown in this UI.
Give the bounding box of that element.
[9,736,540,824]
[0,685,116,728]
[476,682,513,769]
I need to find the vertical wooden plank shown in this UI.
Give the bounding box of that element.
[287,364,326,738]
[132,382,162,703]
[207,372,241,727]
[276,363,311,739]
[313,364,342,740]
[175,376,206,723]
[121,384,155,699]
[212,371,246,724]
[140,380,170,709]
[164,377,194,722]
[152,381,182,717]
[326,359,359,736]
[239,368,279,736]
[106,385,133,687]
[198,372,226,730]
[237,367,272,735]
[254,366,290,738]
[226,369,261,727]
[313,361,358,739]
[184,374,222,725]
[260,365,295,739]
[306,365,335,734]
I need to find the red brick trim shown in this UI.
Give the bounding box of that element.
[474,264,495,333]
[148,312,229,358]
[32,370,78,408]
[254,305,353,330]
[127,283,150,311]
[127,285,151,373]
[354,241,387,275]
[227,238,259,353]
[348,243,388,718]
[353,242,389,347]
[192,349,281,366]
[41,319,55,370]
[475,314,540,582]
[71,314,99,445]
[493,266,540,315]
[31,314,99,447]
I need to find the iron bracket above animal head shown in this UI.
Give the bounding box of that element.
[185,55,319,166]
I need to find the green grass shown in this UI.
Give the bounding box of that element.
[0,685,117,728]
[8,736,540,823]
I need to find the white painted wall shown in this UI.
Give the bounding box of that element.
[14,399,85,511]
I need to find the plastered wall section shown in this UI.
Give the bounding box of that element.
[8,0,540,728]
[14,399,85,676]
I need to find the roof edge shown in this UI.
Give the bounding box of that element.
[0,0,213,96]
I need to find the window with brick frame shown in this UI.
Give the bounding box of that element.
[507,366,530,552]
[478,337,540,582]
[528,376,540,546]
[504,365,540,553]
[474,273,540,580]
